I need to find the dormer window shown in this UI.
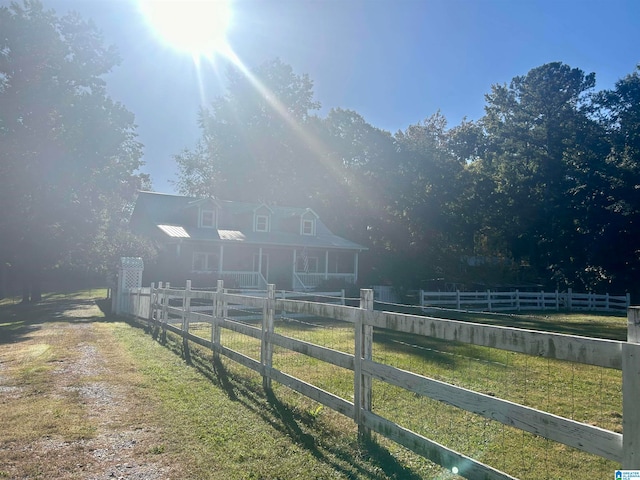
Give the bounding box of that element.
[253,203,272,233]
[200,209,216,228]
[300,208,318,236]
[255,214,270,232]
[302,219,315,236]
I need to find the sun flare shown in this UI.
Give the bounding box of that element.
[139,0,233,57]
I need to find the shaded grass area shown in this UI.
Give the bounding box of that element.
[185,309,625,479]
[118,319,439,479]
[0,288,110,345]
[2,292,626,479]
[1,292,438,479]
[423,308,627,340]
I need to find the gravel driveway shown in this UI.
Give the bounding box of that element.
[0,298,175,480]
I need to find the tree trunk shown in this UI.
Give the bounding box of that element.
[0,265,6,300]
[20,268,42,303]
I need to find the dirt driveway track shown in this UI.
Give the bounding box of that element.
[0,296,174,480]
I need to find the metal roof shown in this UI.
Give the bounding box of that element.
[157,225,190,238]
[132,191,367,251]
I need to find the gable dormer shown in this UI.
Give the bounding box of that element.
[300,208,319,236]
[253,203,273,233]
[199,208,217,228]
[189,196,221,229]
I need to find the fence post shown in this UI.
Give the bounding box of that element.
[281,290,287,318]
[262,284,275,391]
[355,289,373,441]
[157,281,164,322]
[182,280,192,359]
[136,287,141,316]
[223,285,228,318]
[212,280,223,359]
[456,290,461,310]
[149,282,155,324]
[182,280,191,332]
[162,282,168,324]
[623,306,640,468]
[487,290,492,312]
[568,288,573,311]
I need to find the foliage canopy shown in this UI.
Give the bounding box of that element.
[175,58,640,296]
[0,0,152,300]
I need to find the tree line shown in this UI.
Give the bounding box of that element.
[2,1,638,300]
[0,1,153,301]
[175,59,640,296]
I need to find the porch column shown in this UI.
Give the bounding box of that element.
[219,245,224,273]
[354,251,359,283]
[258,247,263,275]
[325,251,329,279]
[292,249,297,280]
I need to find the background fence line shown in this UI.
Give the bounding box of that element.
[419,288,630,313]
[122,281,639,480]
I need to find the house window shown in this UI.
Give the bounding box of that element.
[192,252,217,272]
[301,219,315,236]
[255,214,269,232]
[200,209,216,228]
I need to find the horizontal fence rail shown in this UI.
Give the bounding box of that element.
[120,281,640,479]
[419,288,630,313]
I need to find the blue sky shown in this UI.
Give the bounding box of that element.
[39,0,640,193]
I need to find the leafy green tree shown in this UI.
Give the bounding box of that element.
[174,58,321,205]
[590,66,640,294]
[388,113,471,286]
[474,62,609,289]
[316,108,401,284]
[0,0,149,301]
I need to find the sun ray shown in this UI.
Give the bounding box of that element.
[141,0,365,204]
[218,49,349,183]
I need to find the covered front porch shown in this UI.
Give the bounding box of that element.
[216,245,360,291]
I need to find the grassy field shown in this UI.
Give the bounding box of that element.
[190,306,626,479]
[0,290,440,479]
[0,291,627,479]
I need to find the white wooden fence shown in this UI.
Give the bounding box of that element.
[122,281,640,480]
[420,288,630,312]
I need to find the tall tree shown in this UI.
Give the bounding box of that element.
[174,58,321,205]
[0,0,148,301]
[474,62,608,289]
[387,113,471,286]
[317,108,401,284]
[590,66,640,294]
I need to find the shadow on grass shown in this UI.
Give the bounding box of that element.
[0,304,40,345]
[123,308,627,479]
[374,328,459,368]
[434,309,627,341]
[0,296,108,346]
[139,322,425,480]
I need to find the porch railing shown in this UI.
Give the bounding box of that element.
[294,272,356,290]
[220,271,267,290]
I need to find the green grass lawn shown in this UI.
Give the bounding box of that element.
[3,290,624,479]
[0,291,441,479]
[187,309,626,479]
